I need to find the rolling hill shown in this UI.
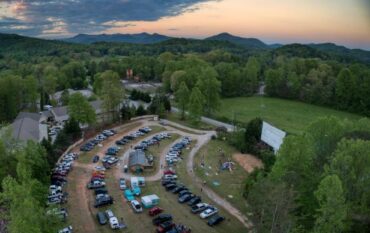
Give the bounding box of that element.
[206,32,268,49]
[64,33,171,44]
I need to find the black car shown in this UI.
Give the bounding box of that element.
[115,140,125,145]
[178,194,195,203]
[152,214,173,226]
[178,190,191,197]
[187,196,201,206]
[171,186,187,194]
[96,211,108,225]
[92,155,99,163]
[95,188,108,195]
[165,183,177,191]
[207,215,225,226]
[94,196,113,208]
[161,179,175,186]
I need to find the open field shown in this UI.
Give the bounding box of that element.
[193,140,251,215]
[217,97,361,134]
[166,112,215,131]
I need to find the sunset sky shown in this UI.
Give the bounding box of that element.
[0,0,369,49]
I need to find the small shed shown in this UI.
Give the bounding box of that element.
[141,194,160,208]
[131,177,145,188]
[128,150,147,173]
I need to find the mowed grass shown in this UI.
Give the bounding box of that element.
[217,97,361,134]
[166,112,215,131]
[174,141,247,233]
[193,140,250,215]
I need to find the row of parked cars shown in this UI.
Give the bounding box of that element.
[49,152,79,233]
[96,209,126,230]
[165,137,192,164]
[162,176,224,226]
[115,127,152,146]
[80,129,117,151]
[133,132,171,151]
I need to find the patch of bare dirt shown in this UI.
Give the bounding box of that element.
[232,153,263,173]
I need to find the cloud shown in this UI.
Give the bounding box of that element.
[0,0,218,37]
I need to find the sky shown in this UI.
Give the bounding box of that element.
[0,0,370,49]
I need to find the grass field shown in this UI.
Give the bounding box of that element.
[217,97,361,134]
[193,140,250,215]
[166,112,215,131]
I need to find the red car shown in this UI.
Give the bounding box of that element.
[92,174,105,179]
[163,170,176,175]
[149,207,164,216]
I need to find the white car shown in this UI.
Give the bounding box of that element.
[95,166,106,171]
[58,226,72,233]
[105,209,115,219]
[131,200,143,213]
[163,174,178,180]
[200,206,218,219]
[109,217,119,229]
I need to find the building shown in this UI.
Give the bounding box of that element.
[128,150,151,173]
[50,100,106,124]
[11,112,48,142]
[52,89,93,106]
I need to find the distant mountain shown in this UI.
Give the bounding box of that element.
[308,43,370,64]
[273,43,329,59]
[206,32,268,49]
[63,33,171,44]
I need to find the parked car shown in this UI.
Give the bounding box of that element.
[161,179,175,186]
[200,206,218,219]
[92,155,99,163]
[152,214,173,226]
[95,166,106,171]
[165,183,177,191]
[178,194,195,203]
[171,186,187,194]
[87,180,106,189]
[119,178,127,190]
[149,207,164,216]
[95,188,108,195]
[58,226,72,233]
[178,190,191,197]
[191,203,209,214]
[131,200,143,213]
[187,196,201,206]
[96,211,108,225]
[156,221,175,233]
[94,196,113,208]
[207,215,225,226]
[109,217,119,229]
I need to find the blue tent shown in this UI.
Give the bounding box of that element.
[132,187,141,196]
[124,190,134,201]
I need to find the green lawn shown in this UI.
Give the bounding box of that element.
[217,97,361,134]
[166,112,215,131]
[193,140,250,215]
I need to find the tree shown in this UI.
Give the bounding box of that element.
[247,178,296,233]
[313,175,347,233]
[335,68,356,110]
[99,71,125,122]
[23,75,38,111]
[196,67,221,116]
[244,117,262,154]
[170,70,187,91]
[68,92,96,125]
[188,87,204,125]
[175,82,190,119]
[242,57,260,95]
[136,105,146,116]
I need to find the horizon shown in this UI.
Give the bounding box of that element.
[1,0,370,50]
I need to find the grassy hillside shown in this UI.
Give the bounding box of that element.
[217,97,361,134]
